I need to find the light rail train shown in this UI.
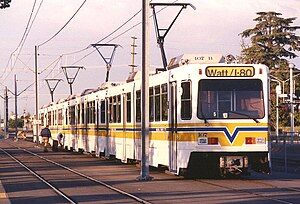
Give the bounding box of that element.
[38,54,270,177]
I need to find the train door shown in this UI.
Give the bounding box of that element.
[105,97,110,158]
[169,81,178,172]
[122,93,127,161]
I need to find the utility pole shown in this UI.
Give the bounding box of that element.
[4,87,8,139]
[14,75,18,141]
[139,0,151,181]
[35,45,39,145]
[129,37,137,74]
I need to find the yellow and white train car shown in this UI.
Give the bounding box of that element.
[39,54,270,177]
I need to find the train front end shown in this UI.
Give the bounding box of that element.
[184,63,270,177]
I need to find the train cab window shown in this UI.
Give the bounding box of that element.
[100,100,106,124]
[154,85,161,121]
[181,81,192,120]
[161,83,168,121]
[126,93,131,123]
[136,90,141,122]
[198,79,265,119]
[69,105,75,125]
[149,87,154,122]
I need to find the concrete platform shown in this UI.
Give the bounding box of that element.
[1,138,300,204]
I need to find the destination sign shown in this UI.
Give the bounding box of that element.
[205,66,255,77]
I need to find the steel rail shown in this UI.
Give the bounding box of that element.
[0,148,77,204]
[6,143,151,204]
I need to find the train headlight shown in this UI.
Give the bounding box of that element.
[244,156,248,168]
[220,157,225,168]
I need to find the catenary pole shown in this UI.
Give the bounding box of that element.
[14,75,18,141]
[35,45,39,145]
[139,0,151,181]
[4,86,8,139]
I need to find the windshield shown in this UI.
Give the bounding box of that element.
[197,79,264,119]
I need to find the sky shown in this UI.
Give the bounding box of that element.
[0,0,300,116]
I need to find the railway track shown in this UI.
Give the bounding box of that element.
[0,143,151,204]
[195,176,300,204]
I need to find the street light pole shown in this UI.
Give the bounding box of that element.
[289,63,295,136]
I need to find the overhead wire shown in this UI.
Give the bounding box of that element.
[38,0,87,47]
[69,0,179,65]
[1,0,39,79]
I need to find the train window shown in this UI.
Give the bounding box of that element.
[154,85,161,121]
[109,97,113,123]
[87,101,95,124]
[136,90,141,122]
[65,109,68,125]
[100,100,105,124]
[112,96,117,123]
[58,109,62,125]
[117,95,121,123]
[181,81,192,120]
[126,93,131,123]
[54,110,57,125]
[198,79,265,119]
[41,113,44,126]
[81,103,85,124]
[76,104,80,124]
[69,105,75,125]
[161,83,168,121]
[149,87,154,122]
[48,111,51,126]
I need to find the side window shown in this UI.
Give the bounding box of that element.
[109,97,114,123]
[149,87,154,122]
[69,105,75,125]
[81,103,85,124]
[76,104,80,124]
[48,111,51,125]
[117,95,121,123]
[126,93,131,123]
[161,83,168,121]
[41,113,44,126]
[100,100,106,124]
[58,109,62,125]
[136,90,141,122]
[154,85,161,121]
[65,109,68,125]
[181,81,192,120]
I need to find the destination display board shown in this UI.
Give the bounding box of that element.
[205,66,255,77]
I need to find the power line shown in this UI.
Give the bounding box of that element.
[61,8,142,57]
[38,0,87,47]
[1,0,38,79]
[69,0,179,65]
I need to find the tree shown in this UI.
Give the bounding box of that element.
[240,12,300,68]
[9,118,24,128]
[239,12,300,130]
[0,0,11,9]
